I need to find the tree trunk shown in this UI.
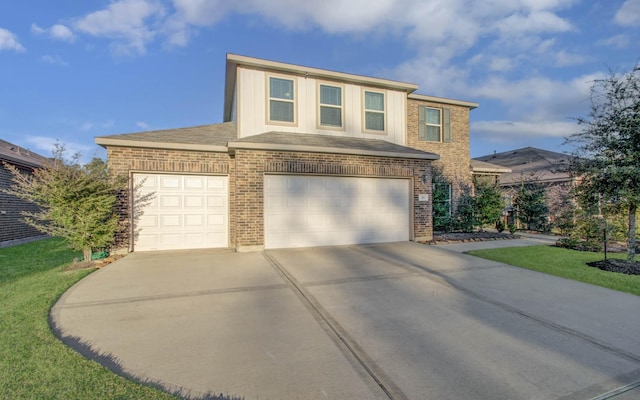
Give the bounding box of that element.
[83,247,92,262]
[628,203,637,262]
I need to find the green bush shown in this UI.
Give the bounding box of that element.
[496,220,505,233]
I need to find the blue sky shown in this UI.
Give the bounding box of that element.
[1,0,639,162]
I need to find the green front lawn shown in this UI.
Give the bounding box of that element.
[0,237,176,399]
[467,245,640,296]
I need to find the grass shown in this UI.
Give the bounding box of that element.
[0,237,176,399]
[467,245,640,296]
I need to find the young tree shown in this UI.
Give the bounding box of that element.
[474,180,504,230]
[513,182,549,231]
[3,144,125,261]
[566,63,640,261]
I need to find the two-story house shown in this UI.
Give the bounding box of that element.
[96,54,478,252]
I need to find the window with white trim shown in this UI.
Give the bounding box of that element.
[269,77,295,123]
[364,90,385,132]
[319,84,343,128]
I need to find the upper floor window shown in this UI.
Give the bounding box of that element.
[364,90,385,132]
[419,106,451,142]
[269,76,295,123]
[319,84,343,128]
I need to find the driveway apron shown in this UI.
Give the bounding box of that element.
[51,243,640,399]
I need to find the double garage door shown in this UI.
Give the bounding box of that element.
[133,173,410,251]
[264,175,410,249]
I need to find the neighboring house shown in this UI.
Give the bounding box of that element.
[474,147,577,226]
[470,159,512,185]
[96,54,478,252]
[0,139,49,246]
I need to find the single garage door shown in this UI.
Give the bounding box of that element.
[264,175,410,249]
[133,173,228,251]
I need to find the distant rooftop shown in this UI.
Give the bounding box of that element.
[474,147,575,185]
[0,139,49,168]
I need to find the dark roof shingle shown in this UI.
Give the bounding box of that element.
[0,139,48,168]
[228,132,439,160]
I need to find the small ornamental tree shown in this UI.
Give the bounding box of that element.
[513,182,549,231]
[3,144,125,261]
[566,63,640,262]
[474,180,504,230]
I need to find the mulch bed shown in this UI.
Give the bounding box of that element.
[587,259,640,275]
[431,231,519,244]
[64,254,125,271]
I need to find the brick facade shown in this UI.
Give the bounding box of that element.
[234,149,432,250]
[106,145,433,252]
[106,147,235,251]
[0,163,43,244]
[407,98,473,210]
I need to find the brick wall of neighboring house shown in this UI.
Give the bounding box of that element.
[0,163,43,243]
[233,149,433,250]
[105,146,234,252]
[407,98,473,211]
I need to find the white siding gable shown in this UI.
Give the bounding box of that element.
[236,66,407,146]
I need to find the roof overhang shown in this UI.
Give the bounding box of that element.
[94,137,228,153]
[227,141,439,160]
[409,93,479,109]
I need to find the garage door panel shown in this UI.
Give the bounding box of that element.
[184,214,204,227]
[160,215,181,227]
[160,195,181,208]
[133,174,229,251]
[207,214,226,227]
[184,195,205,208]
[138,214,158,228]
[264,175,409,249]
[207,195,226,207]
[160,176,181,189]
[184,176,204,190]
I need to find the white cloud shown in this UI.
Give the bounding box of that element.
[473,120,577,140]
[74,0,165,55]
[553,50,587,67]
[596,34,629,48]
[136,121,150,130]
[50,24,76,42]
[494,10,574,36]
[614,0,640,26]
[0,27,25,52]
[32,23,76,42]
[24,136,97,162]
[31,23,46,34]
[41,55,68,65]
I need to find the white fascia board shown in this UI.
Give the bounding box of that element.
[227,53,419,93]
[409,93,479,109]
[227,141,439,160]
[95,137,228,153]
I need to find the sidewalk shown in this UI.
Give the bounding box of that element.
[433,231,559,253]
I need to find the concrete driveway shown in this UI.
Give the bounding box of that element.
[51,242,640,399]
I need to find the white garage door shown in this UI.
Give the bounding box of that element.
[133,173,228,251]
[264,175,410,249]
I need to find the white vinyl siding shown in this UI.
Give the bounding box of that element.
[264,175,410,249]
[236,67,407,145]
[133,174,228,251]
